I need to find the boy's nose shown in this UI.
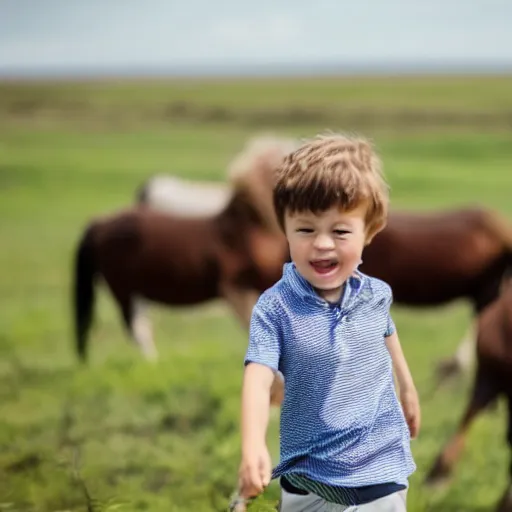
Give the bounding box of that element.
[313,234,335,250]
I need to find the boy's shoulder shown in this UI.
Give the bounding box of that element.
[254,276,287,308]
[356,272,393,302]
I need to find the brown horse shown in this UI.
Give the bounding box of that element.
[73,136,297,363]
[138,174,512,322]
[425,272,512,512]
[138,167,512,377]
[361,206,512,377]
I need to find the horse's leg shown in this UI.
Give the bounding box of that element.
[496,395,512,512]
[436,320,476,385]
[130,296,158,362]
[109,283,158,362]
[220,283,259,329]
[425,364,499,488]
[452,322,477,371]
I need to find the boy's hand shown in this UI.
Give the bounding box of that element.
[400,388,421,439]
[238,445,272,500]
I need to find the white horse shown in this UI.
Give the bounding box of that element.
[137,174,231,217]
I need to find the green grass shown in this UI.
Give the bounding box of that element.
[1,75,511,511]
[2,75,512,133]
[3,75,512,109]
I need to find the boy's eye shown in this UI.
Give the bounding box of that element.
[296,228,313,233]
[334,230,350,236]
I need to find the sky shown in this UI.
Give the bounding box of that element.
[1,0,511,77]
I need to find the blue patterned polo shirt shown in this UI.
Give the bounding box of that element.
[245,262,416,491]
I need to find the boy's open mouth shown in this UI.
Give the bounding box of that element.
[310,259,338,274]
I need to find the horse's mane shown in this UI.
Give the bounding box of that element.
[226,135,299,233]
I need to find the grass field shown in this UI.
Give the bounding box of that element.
[1,75,512,512]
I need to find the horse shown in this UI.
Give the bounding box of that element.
[361,206,512,379]
[136,174,231,216]
[136,165,512,380]
[424,272,512,512]
[72,136,298,366]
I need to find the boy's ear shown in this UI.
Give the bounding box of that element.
[365,220,386,245]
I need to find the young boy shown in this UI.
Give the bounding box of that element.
[237,134,420,511]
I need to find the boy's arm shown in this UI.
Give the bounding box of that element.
[385,331,415,393]
[241,362,275,454]
[238,296,282,500]
[239,362,275,499]
[385,331,421,438]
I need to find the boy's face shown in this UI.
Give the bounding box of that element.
[284,203,368,303]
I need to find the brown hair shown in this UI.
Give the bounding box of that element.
[273,133,389,241]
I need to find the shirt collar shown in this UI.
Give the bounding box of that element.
[282,262,367,308]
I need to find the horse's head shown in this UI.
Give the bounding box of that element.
[225,135,299,234]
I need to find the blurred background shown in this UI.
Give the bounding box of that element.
[1,1,511,511]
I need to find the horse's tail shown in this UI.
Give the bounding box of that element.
[73,224,97,362]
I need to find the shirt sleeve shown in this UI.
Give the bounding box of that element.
[244,296,281,372]
[384,286,396,338]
